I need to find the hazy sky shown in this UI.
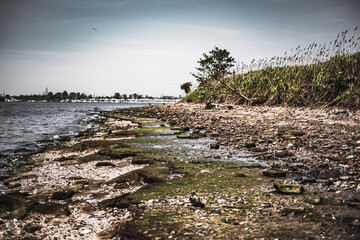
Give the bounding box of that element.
[1,0,359,97]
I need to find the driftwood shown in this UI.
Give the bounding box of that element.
[218,75,252,102]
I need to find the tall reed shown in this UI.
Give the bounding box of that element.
[186,28,360,108]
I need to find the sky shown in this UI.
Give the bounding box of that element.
[0,0,359,97]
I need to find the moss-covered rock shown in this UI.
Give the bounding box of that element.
[273,183,304,194]
[281,207,305,215]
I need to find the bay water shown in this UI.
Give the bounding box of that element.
[0,102,152,176]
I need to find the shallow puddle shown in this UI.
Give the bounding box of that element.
[131,129,266,167]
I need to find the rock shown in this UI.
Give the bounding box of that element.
[0,191,36,219]
[81,202,96,213]
[263,170,287,177]
[192,129,200,135]
[273,183,304,194]
[174,130,186,135]
[189,134,200,139]
[189,192,205,208]
[177,134,199,139]
[95,161,116,167]
[198,132,207,138]
[334,110,347,115]
[245,142,256,148]
[1,176,11,182]
[99,194,131,209]
[168,120,177,126]
[283,135,297,140]
[31,193,50,202]
[24,223,42,233]
[55,155,77,162]
[262,154,273,159]
[221,217,236,224]
[51,190,75,200]
[180,126,190,132]
[210,143,220,149]
[59,136,71,142]
[246,163,266,169]
[132,157,154,165]
[190,160,201,164]
[353,135,360,140]
[249,147,265,152]
[304,197,323,205]
[281,207,305,215]
[351,220,360,227]
[98,150,136,159]
[195,125,205,130]
[8,183,21,189]
[322,144,334,149]
[205,102,215,109]
[300,178,317,184]
[211,132,220,137]
[291,130,305,136]
[275,150,291,157]
[339,176,351,181]
[177,134,191,139]
[33,202,71,216]
[348,202,360,208]
[234,173,246,177]
[325,180,334,186]
[81,229,92,234]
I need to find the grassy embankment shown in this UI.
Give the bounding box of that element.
[185,31,360,109]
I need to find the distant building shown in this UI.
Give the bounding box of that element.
[43,87,48,95]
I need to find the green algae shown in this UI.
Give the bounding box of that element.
[101,116,273,239]
[127,126,170,136]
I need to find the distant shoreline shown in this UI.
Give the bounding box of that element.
[1,98,179,104]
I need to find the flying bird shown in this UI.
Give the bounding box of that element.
[92,28,98,31]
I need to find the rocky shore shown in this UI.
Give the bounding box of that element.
[1,103,360,239]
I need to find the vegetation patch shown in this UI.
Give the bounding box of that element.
[183,30,360,109]
[127,126,171,136]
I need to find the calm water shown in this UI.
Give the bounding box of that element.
[0,102,151,175]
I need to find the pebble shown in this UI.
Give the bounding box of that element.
[80,229,91,234]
